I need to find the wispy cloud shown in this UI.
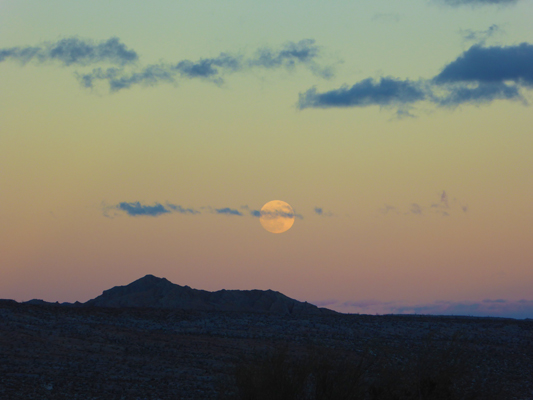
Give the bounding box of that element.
[80,39,332,91]
[215,207,243,216]
[111,202,306,219]
[392,299,533,319]
[437,0,521,6]
[0,37,138,66]
[299,42,532,113]
[380,191,467,217]
[323,298,533,319]
[314,207,333,217]
[460,24,501,43]
[167,204,200,214]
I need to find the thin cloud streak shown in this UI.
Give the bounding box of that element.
[324,299,533,319]
[215,208,243,216]
[111,202,305,218]
[381,191,468,217]
[117,202,170,217]
[80,39,332,91]
[0,37,138,66]
[438,0,521,6]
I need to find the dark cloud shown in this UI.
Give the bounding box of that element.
[434,43,533,86]
[0,37,137,66]
[117,202,170,217]
[298,78,426,109]
[300,42,532,112]
[175,53,241,81]
[250,210,262,217]
[439,0,520,6]
[114,202,200,217]
[80,39,330,91]
[435,82,521,106]
[215,208,243,216]
[314,207,323,215]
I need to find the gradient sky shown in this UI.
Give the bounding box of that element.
[1,0,533,318]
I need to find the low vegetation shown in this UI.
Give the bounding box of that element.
[220,334,502,400]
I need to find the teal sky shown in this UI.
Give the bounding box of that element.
[1,0,533,318]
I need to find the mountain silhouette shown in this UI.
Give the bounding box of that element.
[84,274,334,315]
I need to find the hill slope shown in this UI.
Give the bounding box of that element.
[84,274,334,316]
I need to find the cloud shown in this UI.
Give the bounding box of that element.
[434,43,533,86]
[410,203,423,215]
[392,299,533,319]
[114,202,200,217]
[299,42,532,112]
[215,208,243,216]
[166,204,200,214]
[298,78,426,109]
[383,191,468,217]
[80,39,331,91]
[460,24,501,43]
[117,202,170,217]
[112,202,311,220]
[78,65,176,91]
[0,37,138,66]
[314,207,333,217]
[434,82,521,106]
[438,0,521,6]
[329,298,533,319]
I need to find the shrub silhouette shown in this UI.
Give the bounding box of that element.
[226,345,369,400]
[220,333,495,400]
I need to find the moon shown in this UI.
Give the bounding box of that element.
[259,200,295,234]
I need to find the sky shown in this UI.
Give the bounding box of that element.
[1,0,533,319]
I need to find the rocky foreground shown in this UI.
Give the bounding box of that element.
[1,299,532,399]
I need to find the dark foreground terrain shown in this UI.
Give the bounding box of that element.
[1,300,532,399]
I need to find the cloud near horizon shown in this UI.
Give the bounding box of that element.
[79,39,332,91]
[326,298,533,319]
[0,37,138,66]
[299,42,532,113]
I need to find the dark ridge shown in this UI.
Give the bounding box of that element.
[83,274,335,316]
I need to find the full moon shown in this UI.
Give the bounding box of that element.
[259,200,295,234]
